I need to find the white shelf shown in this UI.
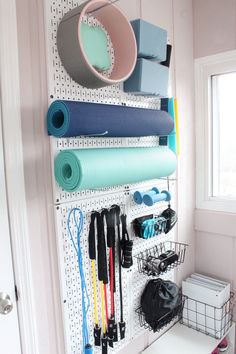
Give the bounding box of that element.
[141,323,235,354]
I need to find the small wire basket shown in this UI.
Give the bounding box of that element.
[181,293,235,339]
[135,241,188,276]
[136,293,186,332]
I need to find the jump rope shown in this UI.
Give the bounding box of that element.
[67,208,92,354]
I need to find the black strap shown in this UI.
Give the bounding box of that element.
[119,321,126,340]
[97,212,108,284]
[115,206,123,322]
[120,214,133,269]
[94,326,101,347]
[111,207,116,294]
[160,44,172,68]
[161,97,169,112]
[101,336,108,354]
[105,208,116,248]
[112,322,118,342]
[108,318,115,347]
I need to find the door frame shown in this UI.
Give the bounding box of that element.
[0,1,40,353]
[0,1,64,353]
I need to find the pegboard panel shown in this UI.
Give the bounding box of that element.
[54,191,176,354]
[53,185,178,354]
[44,1,179,353]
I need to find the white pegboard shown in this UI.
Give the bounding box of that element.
[53,178,177,353]
[54,190,176,354]
[44,1,180,353]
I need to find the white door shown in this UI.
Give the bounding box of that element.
[0,103,22,353]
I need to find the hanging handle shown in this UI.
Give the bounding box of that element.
[97,213,108,284]
[120,214,133,269]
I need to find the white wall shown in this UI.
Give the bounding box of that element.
[15,0,195,353]
[193,0,236,326]
[193,0,236,58]
[16,0,64,353]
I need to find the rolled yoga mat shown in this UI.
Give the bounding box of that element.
[47,100,174,138]
[54,147,177,191]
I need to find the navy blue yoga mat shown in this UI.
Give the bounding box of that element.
[47,100,174,138]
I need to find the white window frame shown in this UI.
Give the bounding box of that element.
[195,50,236,213]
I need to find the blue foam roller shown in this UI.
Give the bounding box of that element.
[143,190,171,206]
[131,19,167,61]
[47,100,174,138]
[124,59,169,97]
[133,187,159,204]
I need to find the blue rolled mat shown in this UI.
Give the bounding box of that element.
[54,146,177,192]
[47,100,174,138]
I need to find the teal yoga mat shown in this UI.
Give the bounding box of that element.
[54,147,177,192]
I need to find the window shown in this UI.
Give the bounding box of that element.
[211,72,236,198]
[195,50,236,212]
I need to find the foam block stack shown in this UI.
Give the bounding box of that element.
[124,19,170,96]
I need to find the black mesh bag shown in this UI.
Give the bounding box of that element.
[141,279,182,332]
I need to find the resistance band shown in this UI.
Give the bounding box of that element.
[101,210,109,329]
[67,208,92,354]
[104,208,118,347]
[114,206,126,340]
[88,212,101,346]
[96,212,109,354]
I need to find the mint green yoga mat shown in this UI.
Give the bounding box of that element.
[54,147,177,192]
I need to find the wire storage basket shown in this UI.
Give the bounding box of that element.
[136,293,186,332]
[181,293,235,339]
[135,241,188,276]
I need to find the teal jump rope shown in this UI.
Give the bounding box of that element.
[67,208,93,354]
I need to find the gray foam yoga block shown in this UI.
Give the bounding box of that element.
[131,19,167,61]
[124,58,169,97]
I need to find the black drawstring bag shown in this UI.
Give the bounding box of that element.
[141,279,182,332]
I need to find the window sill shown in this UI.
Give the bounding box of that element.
[195,208,236,237]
